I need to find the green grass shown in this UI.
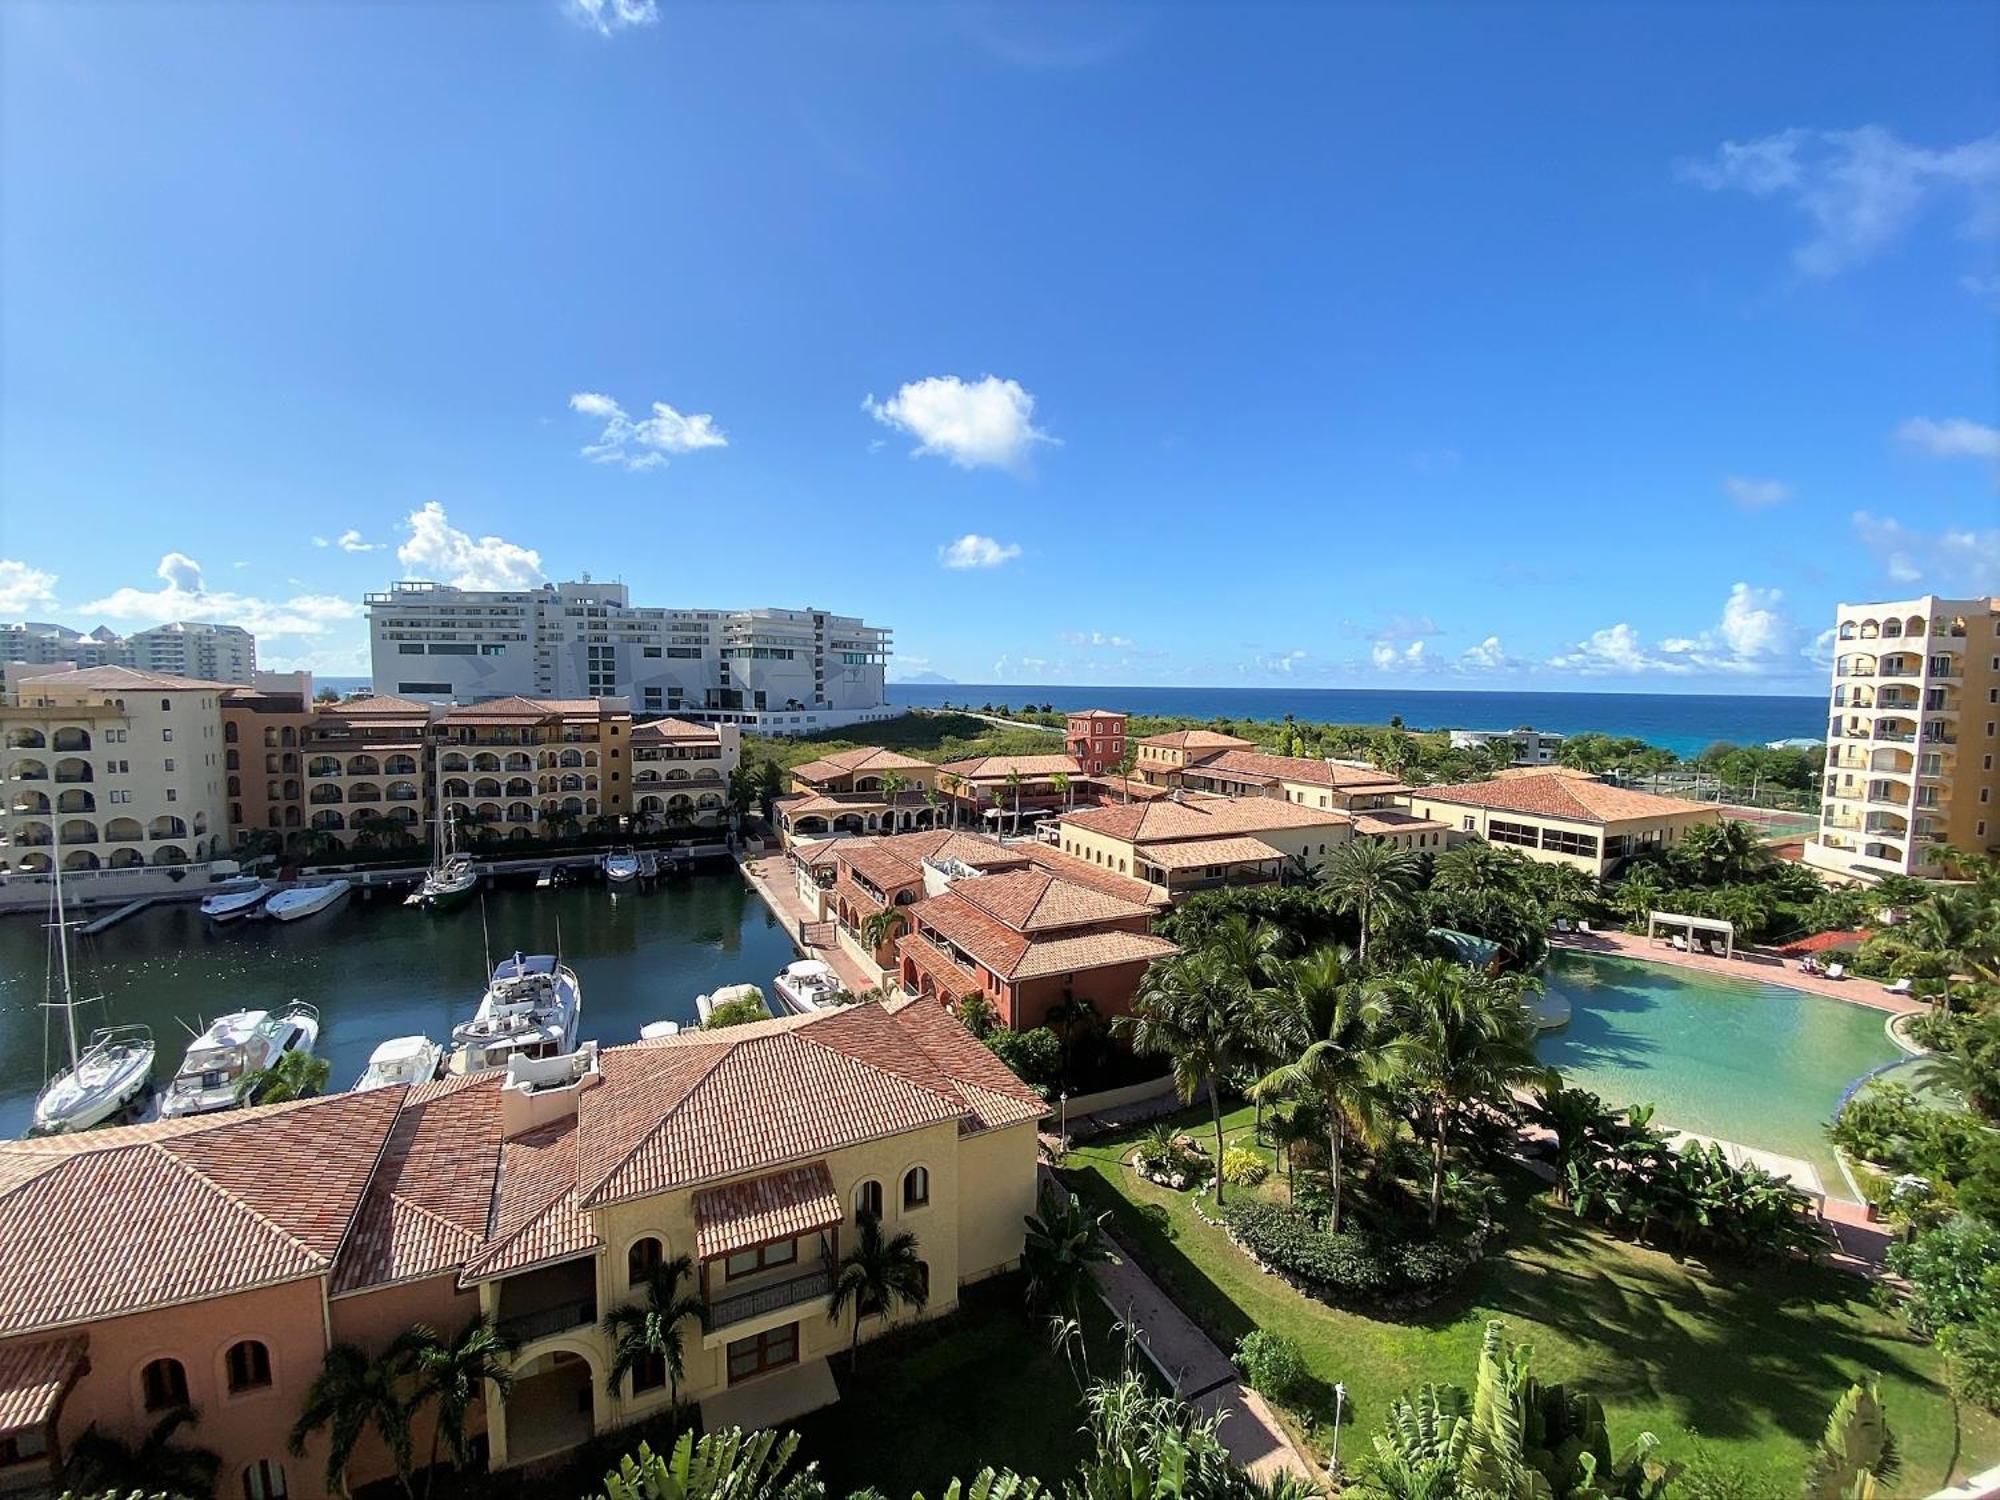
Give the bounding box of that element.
[744,712,1064,773]
[1064,1104,2000,1490]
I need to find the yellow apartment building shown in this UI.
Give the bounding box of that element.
[1055,794,1353,899]
[1406,771,1718,877]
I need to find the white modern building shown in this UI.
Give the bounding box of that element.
[366,579,896,734]
[0,620,257,685]
[1449,728,1566,766]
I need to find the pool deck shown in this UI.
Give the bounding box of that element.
[1551,929,1927,1017]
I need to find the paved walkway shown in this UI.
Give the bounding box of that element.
[1552,929,1927,1016]
[737,854,878,995]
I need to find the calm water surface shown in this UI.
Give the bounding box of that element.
[1534,950,1901,1195]
[0,874,800,1139]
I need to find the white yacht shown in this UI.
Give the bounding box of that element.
[160,1002,322,1118]
[354,1034,445,1091]
[449,953,583,1073]
[694,982,766,1027]
[266,880,352,922]
[773,959,843,1015]
[201,879,273,923]
[603,850,640,884]
[30,845,156,1134]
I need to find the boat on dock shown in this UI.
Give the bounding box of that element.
[201,879,273,924]
[449,953,583,1073]
[266,880,352,922]
[160,1002,321,1118]
[693,982,766,1027]
[603,849,640,884]
[772,959,842,1015]
[639,1019,682,1040]
[407,855,478,912]
[353,1034,445,1091]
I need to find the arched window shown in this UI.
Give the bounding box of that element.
[226,1339,272,1393]
[242,1458,288,1499]
[142,1356,189,1412]
[902,1166,930,1210]
[627,1236,664,1288]
[855,1179,883,1222]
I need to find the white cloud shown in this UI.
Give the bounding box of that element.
[566,0,658,36]
[311,536,331,549]
[1853,511,2000,594]
[1256,649,1309,676]
[397,502,544,590]
[1963,272,2000,309]
[1458,635,1520,671]
[939,534,1022,570]
[1546,584,1803,677]
[1723,475,1793,510]
[568,391,728,472]
[1897,416,2000,461]
[336,529,383,553]
[1370,640,1426,671]
[82,553,360,640]
[1679,125,2000,276]
[1060,630,1134,649]
[864,376,1056,472]
[0,560,59,616]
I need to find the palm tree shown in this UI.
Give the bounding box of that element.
[1251,945,1387,1231]
[63,1406,221,1500]
[879,770,907,833]
[1005,768,1024,833]
[861,907,908,967]
[1318,838,1423,969]
[604,1254,708,1411]
[757,759,787,822]
[1676,818,1766,885]
[236,1046,332,1105]
[291,1340,422,1498]
[1116,951,1250,1203]
[1115,746,1139,801]
[921,780,943,829]
[827,1208,929,1371]
[1022,1179,1116,1313]
[404,1316,517,1497]
[1050,770,1072,809]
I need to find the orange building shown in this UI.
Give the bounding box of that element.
[1064,710,1126,775]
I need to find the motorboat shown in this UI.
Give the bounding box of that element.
[30,844,155,1134]
[266,880,352,922]
[407,856,478,912]
[639,1019,682,1040]
[773,959,843,1015]
[449,953,583,1073]
[603,850,641,884]
[160,1002,322,1118]
[694,982,766,1027]
[354,1034,445,1091]
[201,880,273,923]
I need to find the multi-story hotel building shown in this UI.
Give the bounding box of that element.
[436,696,633,839]
[1447,728,1566,766]
[366,580,894,735]
[1807,595,2000,881]
[1,620,257,685]
[1406,771,1717,879]
[301,695,437,850]
[220,673,318,848]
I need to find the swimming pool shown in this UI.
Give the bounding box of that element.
[1533,950,1904,1197]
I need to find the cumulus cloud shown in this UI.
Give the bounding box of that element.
[1060,630,1135,649]
[398,502,544,590]
[1546,584,1803,677]
[1897,416,2000,461]
[81,553,359,639]
[1679,125,2000,276]
[569,391,727,472]
[0,560,59,616]
[1371,640,1426,671]
[864,376,1056,472]
[1458,635,1521,671]
[938,534,1022,570]
[1723,475,1793,510]
[336,529,383,553]
[566,0,658,36]
[1255,649,1309,676]
[1852,511,2000,594]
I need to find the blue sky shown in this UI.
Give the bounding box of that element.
[1,0,1994,694]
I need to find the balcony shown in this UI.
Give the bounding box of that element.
[707,1266,832,1331]
[497,1298,597,1346]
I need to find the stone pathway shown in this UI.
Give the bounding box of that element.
[737,854,878,995]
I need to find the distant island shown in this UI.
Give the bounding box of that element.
[891,670,957,684]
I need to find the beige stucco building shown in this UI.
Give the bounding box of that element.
[1406,770,1719,877]
[1055,793,1354,900]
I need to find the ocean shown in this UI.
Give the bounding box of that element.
[886,684,1825,759]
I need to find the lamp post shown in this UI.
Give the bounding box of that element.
[1331,1381,1346,1475]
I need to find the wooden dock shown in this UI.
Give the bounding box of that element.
[80,897,158,935]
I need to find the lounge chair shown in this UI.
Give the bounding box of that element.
[1577,920,1592,934]
[1553,918,1572,934]
[1826,963,1847,981]
[1672,935,1690,952]
[1883,977,1913,996]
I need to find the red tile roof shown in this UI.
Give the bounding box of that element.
[948,869,1152,931]
[936,754,1083,781]
[1134,835,1286,870]
[440,696,613,724]
[1061,795,1349,844]
[15,665,233,692]
[1136,730,1253,751]
[909,884,1177,981]
[791,747,933,784]
[461,1114,600,1283]
[631,718,722,743]
[692,1162,843,1259]
[0,1333,87,1435]
[1412,773,1719,825]
[1189,748,1405,791]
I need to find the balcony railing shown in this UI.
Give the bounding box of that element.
[707,1266,832,1331]
[497,1297,596,1346]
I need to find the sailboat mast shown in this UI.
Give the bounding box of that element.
[49,740,80,1070]
[432,714,447,866]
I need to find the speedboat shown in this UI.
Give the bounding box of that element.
[266,880,352,922]
[694,982,766,1027]
[407,857,478,912]
[449,953,583,1073]
[354,1034,445,1091]
[773,959,843,1015]
[32,1025,156,1134]
[603,850,640,884]
[160,1002,322,1118]
[201,880,273,923]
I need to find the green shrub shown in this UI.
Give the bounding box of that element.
[1830,1083,1986,1182]
[1233,1330,1310,1407]
[1219,1147,1269,1186]
[984,1027,1062,1089]
[1220,1201,1480,1300]
[703,993,771,1029]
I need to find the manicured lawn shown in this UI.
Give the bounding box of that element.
[1064,1104,2000,1491]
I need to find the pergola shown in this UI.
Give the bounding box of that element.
[1647,909,1735,959]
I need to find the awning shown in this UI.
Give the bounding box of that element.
[0,1334,86,1435]
[693,1162,843,1261]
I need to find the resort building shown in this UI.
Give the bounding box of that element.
[1132,733,1408,812]
[775,748,944,843]
[1806,595,2000,881]
[1,620,257,686]
[219,673,318,850]
[935,753,1099,832]
[1065,710,1127,775]
[436,697,634,840]
[1447,728,1566,766]
[1132,729,1254,775]
[300,694,437,851]
[630,718,740,832]
[367,580,895,735]
[1055,794,1355,901]
[1406,771,1719,877]
[0,665,233,888]
[0,1002,1044,1490]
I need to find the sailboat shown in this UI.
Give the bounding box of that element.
[407,748,478,912]
[30,853,156,1134]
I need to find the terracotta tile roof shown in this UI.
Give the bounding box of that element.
[1189,749,1405,791]
[1010,929,1179,980]
[949,869,1153,931]
[1134,835,1286,870]
[440,696,611,724]
[873,830,1029,871]
[791,747,933,783]
[631,718,721,743]
[1137,731,1254,751]
[14,665,232,692]
[327,695,434,718]
[693,1162,843,1259]
[0,1333,87,1435]
[779,792,886,819]
[1016,843,1167,907]
[910,887,1177,981]
[883,997,1047,1130]
[1061,795,1350,844]
[1411,773,1720,826]
[0,1090,405,1336]
[460,1114,600,1283]
[936,754,1083,781]
[1353,809,1448,836]
[1068,709,1126,720]
[897,933,976,1001]
[834,842,928,893]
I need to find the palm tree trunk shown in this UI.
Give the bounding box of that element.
[1357,893,1370,969]
[1329,1116,1343,1233]
[850,1310,862,1372]
[1429,1106,1446,1226]
[424,1415,445,1500]
[1209,1078,1227,1206]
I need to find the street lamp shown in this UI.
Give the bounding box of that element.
[1331,1381,1346,1474]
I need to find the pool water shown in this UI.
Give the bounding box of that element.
[1534,951,1903,1196]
